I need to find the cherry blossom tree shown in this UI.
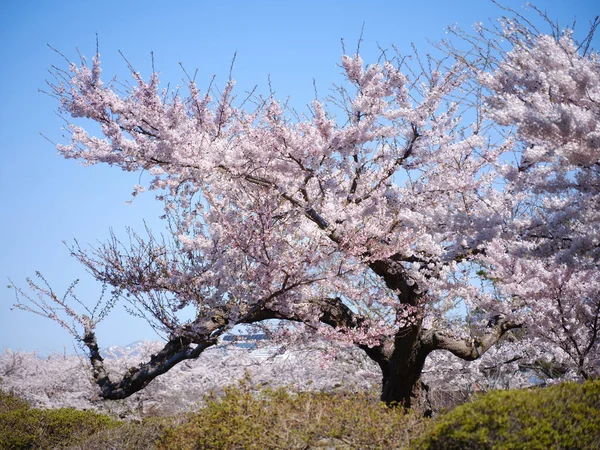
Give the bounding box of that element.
[12,7,599,411]
[452,7,600,382]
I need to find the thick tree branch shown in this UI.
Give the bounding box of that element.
[82,296,379,400]
[369,258,420,306]
[421,315,522,361]
[82,310,225,400]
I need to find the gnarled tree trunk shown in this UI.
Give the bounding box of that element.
[371,315,523,413]
[379,330,429,410]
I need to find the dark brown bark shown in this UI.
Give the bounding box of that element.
[374,315,522,411]
[83,316,221,400]
[379,327,429,410]
[368,256,522,412]
[420,315,523,360]
[367,257,430,409]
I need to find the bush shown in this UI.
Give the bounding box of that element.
[0,388,29,412]
[414,380,600,450]
[159,385,427,449]
[66,417,176,450]
[5,380,597,449]
[0,389,120,449]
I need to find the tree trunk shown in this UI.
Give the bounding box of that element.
[379,328,430,414]
[380,362,427,410]
[376,315,523,414]
[368,258,431,412]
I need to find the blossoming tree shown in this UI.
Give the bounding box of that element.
[14,9,599,410]
[462,10,600,381]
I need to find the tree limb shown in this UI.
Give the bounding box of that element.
[421,315,522,361]
[82,312,223,400]
[82,296,377,400]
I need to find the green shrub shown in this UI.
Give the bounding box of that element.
[414,380,600,450]
[8,380,596,450]
[0,389,30,412]
[0,390,120,449]
[159,386,427,449]
[66,417,176,450]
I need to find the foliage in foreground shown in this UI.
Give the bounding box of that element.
[159,386,427,450]
[0,389,120,449]
[65,417,173,450]
[415,380,600,450]
[2,380,599,449]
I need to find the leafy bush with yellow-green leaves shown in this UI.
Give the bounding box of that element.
[159,386,427,449]
[2,380,599,449]
[0,389,120,449]
[414,380,600,450]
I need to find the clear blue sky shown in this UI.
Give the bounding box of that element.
[1,0,597,354]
